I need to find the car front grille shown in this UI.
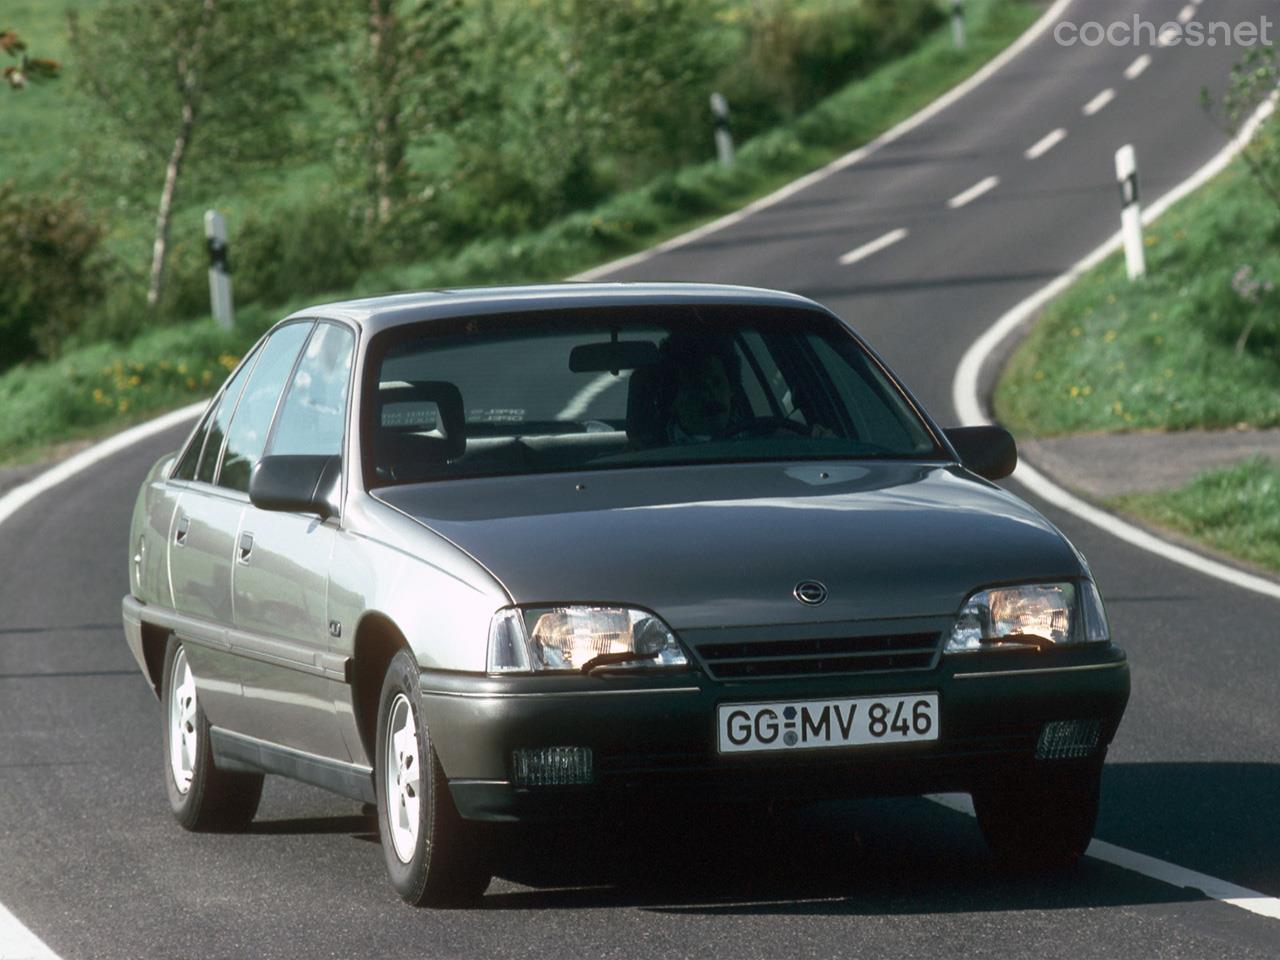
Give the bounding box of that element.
[692,631,942,680]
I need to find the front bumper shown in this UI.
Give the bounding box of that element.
[420,644,1130,822]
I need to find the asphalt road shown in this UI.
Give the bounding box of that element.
[4,0,1280,957]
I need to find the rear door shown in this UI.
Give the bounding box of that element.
[229,321,355,761]
[167,346,261,723]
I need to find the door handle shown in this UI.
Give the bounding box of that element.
[174,515,190,547]
[237,532,254,564]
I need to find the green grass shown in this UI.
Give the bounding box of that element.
[0,0,1038,466]
[1111,458,1280,574]
[994,158,1280,437]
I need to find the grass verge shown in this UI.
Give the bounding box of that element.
[994,159,1280,437]
[1111,458,1280,575]
[0,0,1038,467]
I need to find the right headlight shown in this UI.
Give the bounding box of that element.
[487,605,689,674]
[944,580,1110,653]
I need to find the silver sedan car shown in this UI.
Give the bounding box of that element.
[123,283,1129,906]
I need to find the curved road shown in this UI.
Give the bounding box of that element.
[3,1,1279,956]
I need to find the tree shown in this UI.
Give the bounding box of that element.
[1,29,59,90]
[1202,47,1280,217]
[348,0,466,227]
[68,0,326,309]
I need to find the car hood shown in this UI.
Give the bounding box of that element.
[375,462,1082,629]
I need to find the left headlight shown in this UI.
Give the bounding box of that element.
[487,605,689,673]
[944,581,1110,653]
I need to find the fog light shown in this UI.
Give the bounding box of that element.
[1035,719,1101,760]
[512,747,593,786]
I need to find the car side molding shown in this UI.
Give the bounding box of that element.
[210,727,375,805]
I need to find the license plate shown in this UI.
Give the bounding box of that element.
[717,693,939,754]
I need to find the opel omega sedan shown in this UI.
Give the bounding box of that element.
[122,283,1129,906]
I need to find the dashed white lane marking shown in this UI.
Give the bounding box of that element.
[948,176,1000,209]
[570,0,1077,280]
[1177,4,1196,24]
[1159,25,1181,46]
[1025,128,1067,160]
[951,97,1280,603]
[0,900,60,959]
[928,795,1280,922]
[1083,88,1116,116]
[838,228,910,266]
[1124,54,1152,80]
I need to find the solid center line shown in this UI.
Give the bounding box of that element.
[927,795,1280,923]
[1025,128,1067,160]
[838,227,908,266]
[947,176,999,209]
[1124,54,1152,80]
[1177,4,1196,24]
[1083,88,1116,116]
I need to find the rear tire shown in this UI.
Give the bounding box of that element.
[160,637,263,832]
[376,649,491,907]
[972,759,1103,870]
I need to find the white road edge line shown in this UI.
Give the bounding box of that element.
[1025,128,1067,160]
[1177,4,1197,25]
[948,176,1000,209]
[839,228,909,266]
[569,0,1077,282]
[1083,88,1116,116]
[0,900,59,960]
[1124,54,1152,81]
[951,96,1280,604]
[0,402,205,531]
[927,794,1280,922]
[0,6,1082,953]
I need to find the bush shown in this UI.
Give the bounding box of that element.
[0,183,105,366]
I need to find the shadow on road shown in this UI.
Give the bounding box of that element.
[464,762,1279,914]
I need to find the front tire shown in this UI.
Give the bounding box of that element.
[972,758,1103,870]
[160,637,263,831]
[376,649,490,907]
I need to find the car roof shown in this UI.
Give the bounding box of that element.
[284,283,824,335]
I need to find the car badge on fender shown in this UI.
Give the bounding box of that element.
[794,580,828,606]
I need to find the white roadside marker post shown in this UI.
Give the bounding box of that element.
[710,92,734,168]
[204,209,235,329]
[1115,145,1146,280]
[952,0,967,50]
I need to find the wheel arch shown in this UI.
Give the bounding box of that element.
[351,612,410,766]
[139,620,172,699]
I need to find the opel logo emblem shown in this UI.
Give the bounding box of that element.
[794,580,828,606]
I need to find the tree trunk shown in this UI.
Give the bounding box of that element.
[368,0,403,225]
[147,107,194,309]
[146,0,217,309]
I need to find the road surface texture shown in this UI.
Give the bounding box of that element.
[3,0,1278,957]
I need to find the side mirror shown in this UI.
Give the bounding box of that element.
[944,426,1017,481]
[249,455,341,518]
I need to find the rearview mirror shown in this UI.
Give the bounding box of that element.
[249,455,341,518]
[569,340,660,373]
[944,427,1017,481]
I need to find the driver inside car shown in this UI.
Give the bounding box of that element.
[657,333,834,443]
[662,334,742,442]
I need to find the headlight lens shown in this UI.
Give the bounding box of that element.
[487,606,688,673]
[945,581,1110,653]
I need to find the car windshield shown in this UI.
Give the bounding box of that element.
[364,305,946,487]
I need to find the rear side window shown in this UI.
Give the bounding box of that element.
[267,322,355,458]
[173,344,261,481]
[218,322,312,492]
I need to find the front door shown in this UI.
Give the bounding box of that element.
[227,321,355,761]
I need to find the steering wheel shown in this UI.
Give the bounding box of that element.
[731,416,814,438]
